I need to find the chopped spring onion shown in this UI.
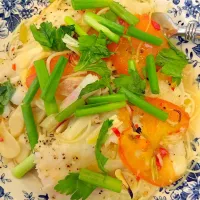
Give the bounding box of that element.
[23,77,39,104]
[127,25,163,46]
[21,104,38,149]
[41,56,68,102]
[87,94,127,104]
[84,12,120,43]
[34,60,58,115]
[75,101,126,117]
[79,168,122,193]
[101,10,117,22]
[65,16,87,36]
[71,0,112,10]
[71,0,139,26]
[109,1,139,25]
[12,154,35,179]
[55,99,85,122]
[85,12,125,36]
[119,87,168,121]
[81,102,108,109]
[146,55,160,94]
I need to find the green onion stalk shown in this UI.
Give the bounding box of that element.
[41,56,68,102]
[85,12,125,36]
[87,94,127,104]
[84,12,120,43]
[127,26,163,46]
[34,59,58,115]
[12,154,35,179]
[120,87,168,121]
[21,104,38,150]
[56,99,85,122]
[75,101,126,117]
[23,77,40,104]
[71,0,139,25]
[146,55,160,94]
[65,16,88,36]
[79,168,122,193]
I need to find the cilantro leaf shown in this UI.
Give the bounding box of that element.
[79,60,111,78]
[30,22,54,48]
[55,173,96,200]
[30,22,75,51]
[52,25,75,51]
[74,33,112,96]
[0,81,15,115]
[156,41,188,83]
[78,61,112,96]
[95,119,113,173]
[114,64,146,96]
[75,32,112,71]
[79,79,107,98]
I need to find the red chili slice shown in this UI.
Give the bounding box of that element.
[151,20,161,31]
[112,127,121,137]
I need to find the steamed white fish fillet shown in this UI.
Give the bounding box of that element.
[35,139,96,189]
[35,136,143,200]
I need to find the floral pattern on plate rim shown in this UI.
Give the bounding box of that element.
[0,0,200,199]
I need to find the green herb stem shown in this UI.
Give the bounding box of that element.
[34,59,58,115]
[79,168,122,193]
[120,87,168,121]
[75,101,126,117]
[23,77,40,104]
[95,120,113,172]
[21,104,38,149]
[84,12,120,43]
[86,12,124,36]
[109,1,139,25]
[41,56,68,102]
[12,154,35,179]
[71,0,112,10]
[65,16,87,36]
[146,55,160,94]
[87,94,127,104]
[127,25,163,46]
[56,99,85,122]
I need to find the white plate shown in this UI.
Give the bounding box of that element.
[0,0,200,199]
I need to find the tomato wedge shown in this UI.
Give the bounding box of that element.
[108,14,169,75]
[133,97,190,148]
[118,98,190,186]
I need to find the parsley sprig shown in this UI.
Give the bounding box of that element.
[114,60,146,96]
[55,173,96,200]
[0,81,15,114]
[30,22,75,51]
[75,32,112,71]
[75,33,113,96]
[156,41,188,85]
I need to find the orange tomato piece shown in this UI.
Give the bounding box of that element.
[119,129,176,186]
[108,14,169,75]
[133,97,190,148]
[119,98,190,186]
[118,107,132,130]
[49,53,78,76]
[26,66,37,88]
[25,53,79,88]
